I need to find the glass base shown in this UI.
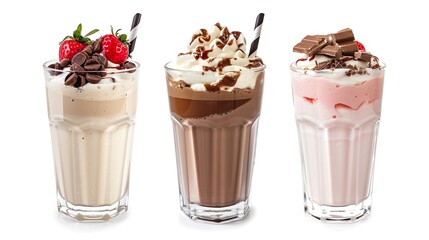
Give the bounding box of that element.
[57,192,128,222]
[180,195,250,224]
[304,194,371,222]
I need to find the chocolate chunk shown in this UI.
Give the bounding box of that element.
[326,34,335,45]
[92,38,102,53]
[84,59,101,71]
[93,53,107,67]
[332,28,355,43]
[100,65,107,77]
[64,73,79,86]
[79,74,87,87]
[59,59,71,68]
[293,35,327,56]
[71,52,88,66]
[320,45,342,58]
[47,63,61,76]
[86,73,102,84]
[338,41,358,56]
[70,63,85,72]
[54,63,62,70]
[124,61,136,69]
[82,45,93,55]
[354,51,372,62]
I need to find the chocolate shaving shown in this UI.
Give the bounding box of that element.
[313,58,369,76]
[370,55,381,69]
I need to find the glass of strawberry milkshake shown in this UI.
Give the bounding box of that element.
[43,24,139,221]
[290,28,385,222]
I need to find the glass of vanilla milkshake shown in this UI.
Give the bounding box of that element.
[43,28,139,221]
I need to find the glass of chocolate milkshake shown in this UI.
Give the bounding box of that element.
[290,28,385,222]
[165,23,265,223]
[43,26,139,221]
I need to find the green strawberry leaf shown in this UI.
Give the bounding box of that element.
[73,24,82,38]
[81,37,91,43]
[119,34,127,42]
[84,29,99,37]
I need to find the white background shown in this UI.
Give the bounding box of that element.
[0,0,427,239]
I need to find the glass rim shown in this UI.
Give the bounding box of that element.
[289,61,386,74]
[164,61,266,73]
[43,59,140,74]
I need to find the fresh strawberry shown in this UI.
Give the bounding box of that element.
[59,24,99,61]
[101,27,129,64]
[356,40,366,51]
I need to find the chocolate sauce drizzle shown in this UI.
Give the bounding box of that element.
[204,73,240,92]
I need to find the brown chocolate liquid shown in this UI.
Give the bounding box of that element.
[167,73,264,207]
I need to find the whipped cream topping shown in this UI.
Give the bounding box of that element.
[291,54,385,85]
[170,23,264,91]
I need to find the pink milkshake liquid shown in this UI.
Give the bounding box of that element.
[291,64,385,221]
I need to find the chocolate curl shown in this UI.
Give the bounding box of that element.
[293,35,327,56]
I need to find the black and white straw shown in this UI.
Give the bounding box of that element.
[129,13,142,56]
[248,13,265,58]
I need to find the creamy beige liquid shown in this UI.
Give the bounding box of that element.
[46,77,137,206]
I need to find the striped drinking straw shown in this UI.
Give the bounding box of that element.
[129,13,141,56]
[248,13,265,58]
